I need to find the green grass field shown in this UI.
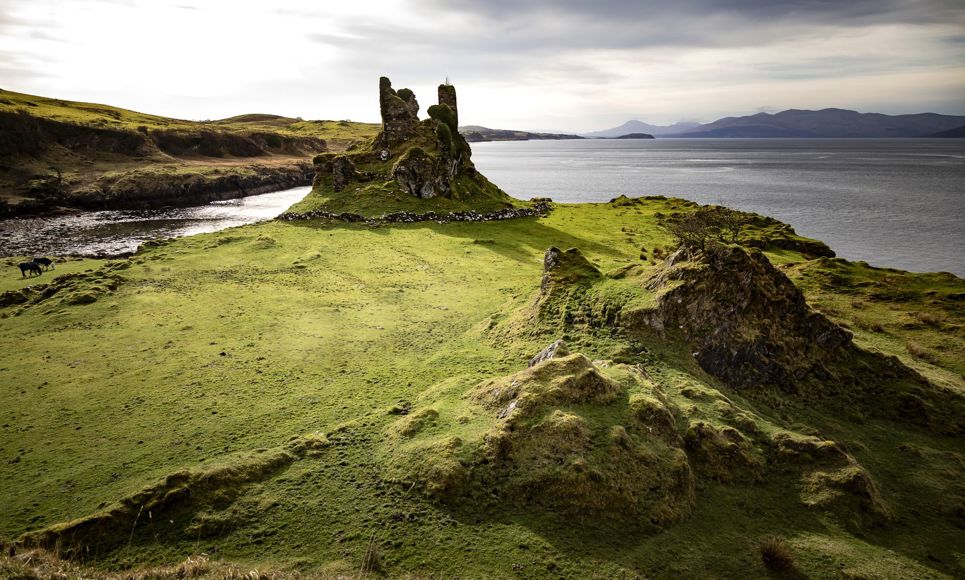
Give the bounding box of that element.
[0,89,379,142]
[0,199,962,579]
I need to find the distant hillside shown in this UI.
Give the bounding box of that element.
[583,120,699,138]
[927,124,965,138]
[677,108,965,138]
[459,125,583,142]
[0,89,379,216]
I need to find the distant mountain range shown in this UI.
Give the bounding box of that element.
[585,109,965,138]
[460,109,965,142]
[582,120,700,138]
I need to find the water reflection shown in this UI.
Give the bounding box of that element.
[0,186,310,257]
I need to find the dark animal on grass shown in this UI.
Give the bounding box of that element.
[32,257,54,270]
[18,262,42,277]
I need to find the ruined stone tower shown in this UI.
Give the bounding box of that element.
[378,77,420,148]
[313,76,491,202]
[437,83,457,127]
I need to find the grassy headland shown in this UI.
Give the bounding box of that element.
[0,196,962,578]
[0,89,379,216]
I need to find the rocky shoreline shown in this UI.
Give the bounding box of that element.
[278,201,552,225]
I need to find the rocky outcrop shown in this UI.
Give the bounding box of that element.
[628,245,963,432]
[517,241,962,433]
[636,245,854,392]
[528,338,569,367]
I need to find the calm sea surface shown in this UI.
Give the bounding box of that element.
[473,139,965,276]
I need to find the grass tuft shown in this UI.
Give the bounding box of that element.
[760,536,796,573]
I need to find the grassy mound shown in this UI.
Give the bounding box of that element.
[385,350,695,527]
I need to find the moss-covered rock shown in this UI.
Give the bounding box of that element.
[540,246,601,293]
[801,465,890,530]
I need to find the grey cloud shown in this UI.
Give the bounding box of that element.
[307,0,965,58]
[422,0,965,26]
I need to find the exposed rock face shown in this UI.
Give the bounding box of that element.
[528,339,569,367]
[331,155,357,192]
[378,77,421,147]
[620,244,962,431]
[637,245,854,392]
[392,147,449,198]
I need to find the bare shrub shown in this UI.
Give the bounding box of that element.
[906,341,937,363]
[913,311,943,328]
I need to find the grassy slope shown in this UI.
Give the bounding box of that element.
[0,199,962,578]
[0,89,378,144]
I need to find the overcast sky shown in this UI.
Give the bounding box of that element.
[1,0,963,131]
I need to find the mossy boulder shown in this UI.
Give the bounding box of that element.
[683,421,765,483]
[801,465,890,530]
